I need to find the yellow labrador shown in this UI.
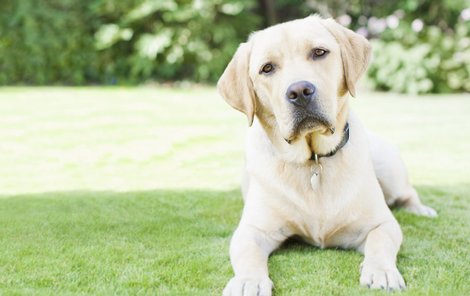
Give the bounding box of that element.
[218,15,436,295]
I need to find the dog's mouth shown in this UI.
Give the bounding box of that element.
[284,113,334,144]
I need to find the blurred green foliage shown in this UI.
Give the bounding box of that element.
[0,0,99,85]
[271,0,470,94]
[0,0,468,93]
[368,20,470,94]
[0,0,259,85]
[92,0,260,83]
[360,0,470,94]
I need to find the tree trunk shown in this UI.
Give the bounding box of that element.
[259,0,277,26]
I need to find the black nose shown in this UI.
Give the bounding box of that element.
[286,81,316,107]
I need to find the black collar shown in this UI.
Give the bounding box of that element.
[310,122,349,161]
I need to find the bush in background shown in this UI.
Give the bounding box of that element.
[0,0,260,85]
[0,0,468,94]
[0,0,99,85]
[290,0,470,94]
[368,19,470,94]
[93,0,260,83]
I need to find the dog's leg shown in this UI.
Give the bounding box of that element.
[223,224,284,296]
[368,131,437,217]
[395,186,437,217]
[359,219,406,291]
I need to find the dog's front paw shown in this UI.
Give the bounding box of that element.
[360,263,406,291]
[223,276,273,296]
[404,203,437,218]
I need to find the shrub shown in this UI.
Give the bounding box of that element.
[93,0,260,83]
[0,0,99,85]
[0,0,260,85]
[368,19,470,94]
[0,0,468,93]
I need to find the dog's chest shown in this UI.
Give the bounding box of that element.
[282,164,366,248]
[299,204,365,249]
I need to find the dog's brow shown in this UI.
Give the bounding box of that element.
[256,53,279,68]
[309,40,330,49]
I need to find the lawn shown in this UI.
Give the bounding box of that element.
[0,87,469,295]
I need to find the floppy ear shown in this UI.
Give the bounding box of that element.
[321,18,371,97]
[217,42,256,126]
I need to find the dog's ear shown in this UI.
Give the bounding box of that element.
[321,18,371,97]
[217,42,256,126]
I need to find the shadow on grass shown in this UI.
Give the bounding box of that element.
[0,189,243,295]
[0,184,468,294]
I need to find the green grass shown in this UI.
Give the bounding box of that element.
[0,87,469,295]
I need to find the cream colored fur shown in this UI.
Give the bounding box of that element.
[218,15,436,296]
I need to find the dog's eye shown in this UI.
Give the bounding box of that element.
[260,63,275,74]
[312,48,329,59]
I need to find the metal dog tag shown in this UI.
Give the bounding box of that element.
[311,164,322,176]
[310,153,322,188]
[310,163,322,188]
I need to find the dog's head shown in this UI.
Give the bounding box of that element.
[218,16,371,156]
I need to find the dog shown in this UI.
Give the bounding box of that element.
[217,15,437,295]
